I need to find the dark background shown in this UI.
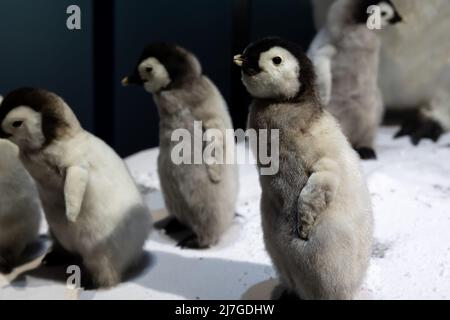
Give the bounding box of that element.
[0,0,315,157]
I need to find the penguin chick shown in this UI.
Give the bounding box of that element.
[395,78,450,145]
[308,0,402,159]
[123,43,238,249]
[0,88,152,288]
[235,37,373,299]
[0,139,41,274]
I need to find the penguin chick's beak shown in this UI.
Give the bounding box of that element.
[121,77,130,87]
[233,54,245,67]
[0,129,11,139]
[122,74,143,86]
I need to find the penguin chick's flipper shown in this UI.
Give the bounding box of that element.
[394,112,444,145]
[64,166,89,223]
[0,256,13,274]
[203,119,225,183]
[355,147,377,160]
[298,158,340,240]
[155,217,190,234]
[177,234,210,250]
[311,45,336,106]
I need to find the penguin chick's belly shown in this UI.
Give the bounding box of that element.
[328,95,382,146]
[261,175,372,300]
[263,204,370,299]
[327,51,382,146]
[328,77,382,147]
[158,153,234,236]
[40,184,150,259]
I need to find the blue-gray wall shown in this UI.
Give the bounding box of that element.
[0,0,94,131]
[251,0,315,48]
[0,0,315,157]
[114,0,233,156]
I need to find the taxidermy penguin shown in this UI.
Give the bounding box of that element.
[122,43,238,249]
[313,0,450,145]
[0,88,152,288]
[234,37,373,299]
[0,139,41,274]
[308,0,402,159]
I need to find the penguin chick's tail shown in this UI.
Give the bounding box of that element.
[309,45,336,106]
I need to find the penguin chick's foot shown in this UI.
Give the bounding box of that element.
[156,217,190,235]
[355,147,377,160]
[0,256,13,274]
[278,289,302,301]
[41,249,81,267]
[80,271,97,291]
[177,234,210,250]
[394,111,444,145]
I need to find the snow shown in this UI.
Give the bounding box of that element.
[1,127,450,300]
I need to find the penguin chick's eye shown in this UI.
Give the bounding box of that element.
[146,67,153,73]
[272,57,282,65]
[12,121,23,128]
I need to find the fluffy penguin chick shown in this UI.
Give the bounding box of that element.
[0,88,152,288]
[235,37,373,299]
[123,43,238,249]
[308,0,402,159]
[0,139,41,274]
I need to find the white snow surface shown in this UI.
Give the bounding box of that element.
[1,127,450,300]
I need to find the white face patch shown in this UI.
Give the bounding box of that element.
[138,57,171,94]
[1,106,45,150]
[378,1,395,27]
[242,47,301,100]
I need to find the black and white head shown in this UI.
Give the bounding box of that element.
[122,42,202,94]
[0,88,78,151]
[234,37,316,102]
[353,0,402,27]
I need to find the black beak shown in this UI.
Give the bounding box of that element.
[121,73,143,87]
[0,129,11,139]
[234,54,260,76]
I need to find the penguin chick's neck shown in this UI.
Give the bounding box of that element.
[250,93,323,134]
[153,74,207,117]
[251,73,319,106]
[27,104,82,154]
[158,50,203,93]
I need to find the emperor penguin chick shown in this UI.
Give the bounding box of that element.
[123,43,238,249]
[0,139,41,274]
[235,37,373,299]
[0,88,152,288]
[308,0,402,159]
